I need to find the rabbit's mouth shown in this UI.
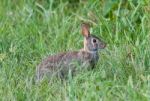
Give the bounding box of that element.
[99,43,106,49]
[92,47,98,51]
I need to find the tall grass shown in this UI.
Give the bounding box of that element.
[0,0,150,100]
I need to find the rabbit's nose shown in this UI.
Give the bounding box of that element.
[103,44,106,48]
[100,43,106,49]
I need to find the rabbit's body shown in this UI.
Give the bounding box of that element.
[36,23,106,81]
[36,50,98,80]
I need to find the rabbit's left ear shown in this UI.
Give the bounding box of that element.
[81,23,90,38]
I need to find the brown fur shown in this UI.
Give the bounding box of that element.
[36,23,106,81]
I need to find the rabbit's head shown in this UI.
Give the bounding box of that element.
[81,23,106,52]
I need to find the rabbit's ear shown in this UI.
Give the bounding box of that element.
[81,23,90,37]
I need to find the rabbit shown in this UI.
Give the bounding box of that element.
[36,23,106,81]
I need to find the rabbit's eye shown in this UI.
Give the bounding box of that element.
[93,39,97,43]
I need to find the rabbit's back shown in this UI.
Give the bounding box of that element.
[38,51,79,69]
[39,51,96,68]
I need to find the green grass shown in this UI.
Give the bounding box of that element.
[0,0,150,100]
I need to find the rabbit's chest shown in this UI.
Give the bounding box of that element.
[77,52,98,69]
[82,52,99,63]
[91,53,99,63]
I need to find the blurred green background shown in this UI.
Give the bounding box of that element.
[0,0,150,100]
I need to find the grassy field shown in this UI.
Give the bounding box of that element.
[0,0,150,100]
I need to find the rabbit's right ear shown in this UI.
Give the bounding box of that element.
[81,23,90,38]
